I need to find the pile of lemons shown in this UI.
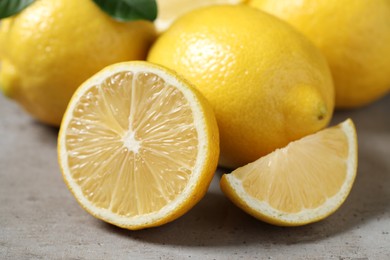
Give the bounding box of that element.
[1,0,388,229]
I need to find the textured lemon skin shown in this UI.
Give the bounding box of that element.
[0,0,156,126]
[58,61,220,230]
[220,119,358,226]
[148,5,334,168]
[249,0,390,108]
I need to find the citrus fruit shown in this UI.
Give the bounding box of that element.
[154,0,244,32]
[57,61,219,230]
[148,5,334,168]
[0,0,156,126]
[248,0,390,108]
[220,119,358,226]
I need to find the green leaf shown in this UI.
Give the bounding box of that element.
[92,0,157,22]
[0,0,34,19]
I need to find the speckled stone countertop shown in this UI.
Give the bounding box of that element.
[1,93,389,259]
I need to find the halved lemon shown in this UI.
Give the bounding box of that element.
[220,119,357,226]
[58,61,219,230]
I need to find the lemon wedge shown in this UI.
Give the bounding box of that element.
[220,119,357,226]
[58,61,219,230]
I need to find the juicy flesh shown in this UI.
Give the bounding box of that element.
[65,71,198,217]
[233,127,348,213]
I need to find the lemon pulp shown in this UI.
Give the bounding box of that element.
[65,71,199,216]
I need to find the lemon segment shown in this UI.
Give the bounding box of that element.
[220,119,357,226]
[58,61,219,230]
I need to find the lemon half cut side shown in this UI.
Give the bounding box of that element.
[220,119,357,226]
[58,61,219,230]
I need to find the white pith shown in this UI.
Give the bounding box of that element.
[122,129,141,154]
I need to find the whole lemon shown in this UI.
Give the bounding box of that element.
[148,5,334,168]
[0,0,156,126]
[249,0,390,108]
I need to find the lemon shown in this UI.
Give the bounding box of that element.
[148,5,334,168]
[57,61,219,230]
[248,0,390,108]
[220,119,357,226]
[0,0,156,126]
[155,0,245,32]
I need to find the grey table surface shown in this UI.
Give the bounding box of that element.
[0,92,389,260]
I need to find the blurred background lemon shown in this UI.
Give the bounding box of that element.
[0,0,156,126]
[249,0,390,108]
